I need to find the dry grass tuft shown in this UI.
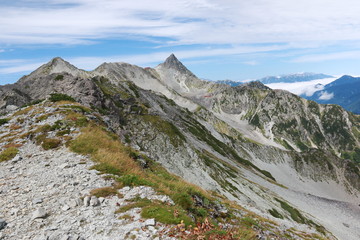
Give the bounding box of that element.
[0,147,19,162]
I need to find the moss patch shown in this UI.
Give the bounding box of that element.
[49,93,76,102]
[0,147,19,162]
[42,138,62,150]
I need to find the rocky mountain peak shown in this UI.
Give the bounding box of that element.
[241,81,270,90]
[45,57,80,73]
[17,57,89,84]
[159,54,195,76]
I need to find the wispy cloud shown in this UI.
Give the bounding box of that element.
[2,0,360,47]
[319,91,334,100]
[242,60,258,66]
[292,51,360,63]
[0,62,44,74]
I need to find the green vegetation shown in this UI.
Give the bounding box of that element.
[56,129,71,136]
[127,81,140,98]
[141,115,186,147]
[280,139,294,150]
[342,147,360,163]
[68,123,220,225]
[321,105,354,149]
[185,118,275,181]
[42,138,62,150]
[141,203,193,226]
[268,208,284,219]
[296,141,308,151]
[90,187,118,198]
[250,113,261,128]
[0,118,9,126]
[21,99,44,108]
[275,198,306,224]
[13,106,34,116]
[54,74,64,81]
[49,93,76,102]
[116,198,152,214]
[63,105,92,113]
[0,147,19,162]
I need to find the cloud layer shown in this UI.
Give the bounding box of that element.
[2,0,360,46]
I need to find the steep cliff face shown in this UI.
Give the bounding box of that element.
[1,55,359,240]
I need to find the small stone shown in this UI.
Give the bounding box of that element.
[75,198,83,207]
[32,208,48,219]
[68,199,78,208]
[90,196,100,207]
[144,218,156,226]
[6,105,18,111]
[98,197,105,203]
[59,163,70,169]
[10,208,19,216]
[0,218,7,230]
[62,205,70,211]
[33,198,43,204]
[11,155,22,163]
[83,196,90,207]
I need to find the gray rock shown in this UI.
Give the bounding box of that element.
[62,205,70,211]
[32,207,48,219]
[83,196,90,207]
[0,219,7,230]
[68,199,78,208]
[6,105,18,111]
[144,218,156,226]
[33,198,43,204]
[11,156,22,163]
[90,196,100,207]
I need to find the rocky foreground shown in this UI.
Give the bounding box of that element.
[0,100,336,240]
[0,103,178,240]
[0,144,175,240]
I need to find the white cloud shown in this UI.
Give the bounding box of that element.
[318,91,334,100]
[265,78,336,96]
[0,62,44,74]
[2,0,360,47]
[292,51,360,63]
[242,60,258,66]
[69,45,289,70]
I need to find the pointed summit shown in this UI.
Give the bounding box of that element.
[39,57,86,77]
[159,54,195,76]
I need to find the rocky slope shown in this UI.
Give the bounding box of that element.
[0,55,359,239]
[0,101,330,240]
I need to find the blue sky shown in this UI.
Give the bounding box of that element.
[2,0,360,84]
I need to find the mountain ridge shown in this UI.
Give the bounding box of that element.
[306,75,360,114]
[0,55,359,239]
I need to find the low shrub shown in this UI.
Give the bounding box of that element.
[0,118,9,126]
[90,187,118,198]
[268,208,284,219]
[42,138,62,150]
[141,204,193,226]
[49,93,75,102]
[0,147,19,162]
[55,74,64,81]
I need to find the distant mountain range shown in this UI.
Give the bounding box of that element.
[305,75,360,114]
[258,73,333,84]
[216,72,333,86]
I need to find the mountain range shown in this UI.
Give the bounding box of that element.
[306,75,360,114]
[215,73,334,86]
[0,54,359,239]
